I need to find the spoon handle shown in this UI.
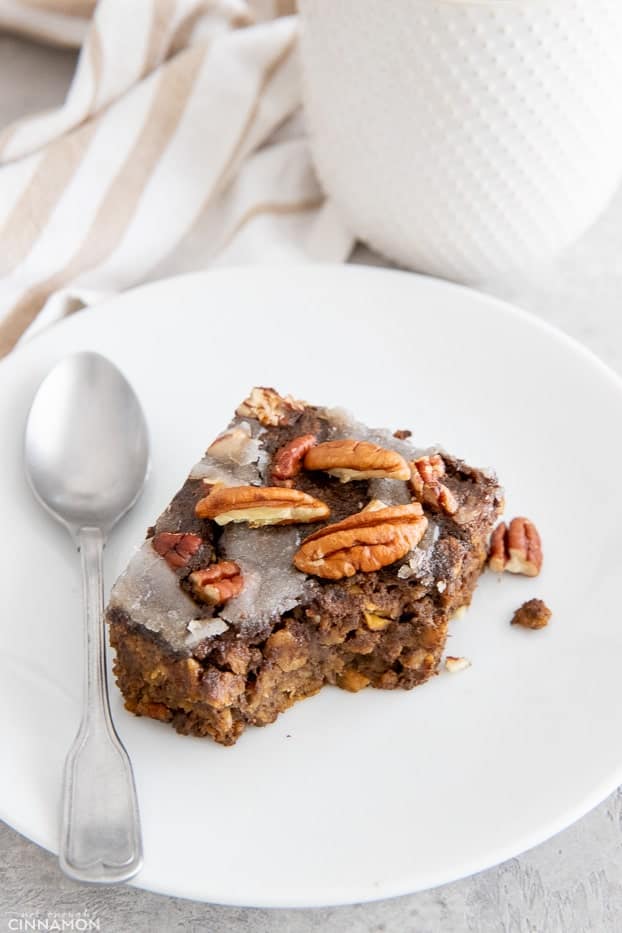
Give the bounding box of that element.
[59,526,143,883]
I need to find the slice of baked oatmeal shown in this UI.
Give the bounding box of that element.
[106,387,503,745]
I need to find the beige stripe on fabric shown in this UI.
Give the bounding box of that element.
[230,8,255,28]
[0,120,98,276]
[206,35,295,198]
[149,34,296,273]
[169,2,210,56]
[218,196,323,252]
[87,20,103,112]
[0,7,88,47]
[275,0,296,15]
[0,45,206,358]
[19,0,96,15]
[141,0,178,77]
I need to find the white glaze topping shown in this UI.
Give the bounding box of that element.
[219,524,308,636]
[108,541,223,653]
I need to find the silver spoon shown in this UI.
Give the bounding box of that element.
[24,351,148,883]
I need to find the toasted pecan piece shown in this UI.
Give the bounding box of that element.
[409,454,458,515]
[272,433,317,481]
[293,502,427,580]
[488,517,542,576]
[236,386,305,427]
[196,484,330,527]
[189,561,243,606]
[304,438,410,483]
[152,532,202,569]
[511,598,551,629]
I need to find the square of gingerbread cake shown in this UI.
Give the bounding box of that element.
[106,387,503,745]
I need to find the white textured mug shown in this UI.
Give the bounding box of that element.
[299,0,622,284]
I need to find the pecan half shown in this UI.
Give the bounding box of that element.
[152,532,202,569]
[488,517,542,576]
[409,455,458,515]
[293,503,428,580]
[304,439,410,483]
[189,561,243,605]
[236,386,305,427]
[195,484,330,527]
[272,433,317,481]
[511,597,551,629]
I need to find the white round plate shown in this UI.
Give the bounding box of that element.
[1,266,621,907]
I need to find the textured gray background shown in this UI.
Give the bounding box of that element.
[2,33,622,933]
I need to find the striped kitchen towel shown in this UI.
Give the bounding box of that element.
[0,0,353,356]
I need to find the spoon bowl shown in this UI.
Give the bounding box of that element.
[25,352,149,535]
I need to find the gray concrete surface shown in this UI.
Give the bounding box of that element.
[2,30,622,933]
